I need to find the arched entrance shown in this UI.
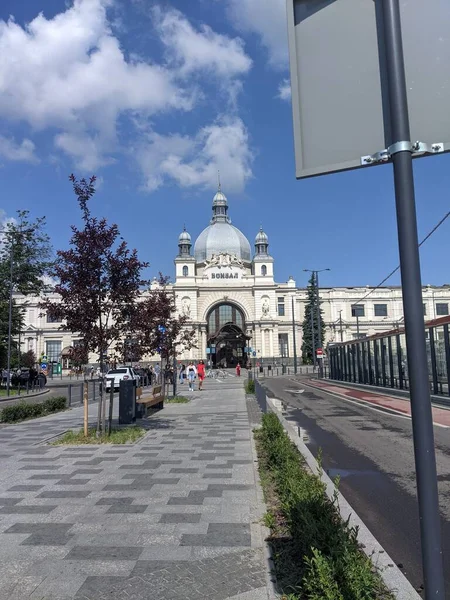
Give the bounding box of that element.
[206,303,250,367]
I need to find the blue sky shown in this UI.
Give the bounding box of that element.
[1,0,449,289]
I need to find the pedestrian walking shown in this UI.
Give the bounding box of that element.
[187,361,197,391]
[236,362,241,377]
[154,363,161,384]
[197,360,205,390]
[179,364,186,384]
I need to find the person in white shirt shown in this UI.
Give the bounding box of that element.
[186,362,197,391]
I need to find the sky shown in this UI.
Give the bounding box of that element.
[1,0,449,289]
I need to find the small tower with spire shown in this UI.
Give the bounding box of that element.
[178,226,191,257]
[253,226,274,279]
[175,225,196,281]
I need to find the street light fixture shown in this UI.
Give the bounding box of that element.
[303,268,331,378]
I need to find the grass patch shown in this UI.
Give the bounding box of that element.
[165,396,190,404]
[52,426,146,445]
[244,379,255,394]
[1,396,67,423]
[255,413,393,599]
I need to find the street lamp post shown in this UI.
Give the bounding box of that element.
[304,268,330,378]
[6,244,14,396]
[291,295,298,374]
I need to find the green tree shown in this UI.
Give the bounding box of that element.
[301,273,325,364]
[0,211,53,368]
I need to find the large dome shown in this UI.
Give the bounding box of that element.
[193,186,252,263]
[194,222,252,263]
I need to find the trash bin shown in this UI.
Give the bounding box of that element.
[282,364,286,374]
[268,365,272,372]
[259,366,263,374]
[119,380,136,425]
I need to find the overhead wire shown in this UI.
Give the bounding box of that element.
[352,209,450,307]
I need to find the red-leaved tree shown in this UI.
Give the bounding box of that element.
[127,275,197,390]
[41,175,149,434]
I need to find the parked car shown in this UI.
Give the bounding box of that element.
[105,367,140,392]
[11,369,30,386]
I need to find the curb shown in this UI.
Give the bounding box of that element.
[263,392,421,600]
[304,379,450,428]
[0,388,50,403]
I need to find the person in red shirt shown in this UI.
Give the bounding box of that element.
[197,360,206,390]
[236,362,241,377]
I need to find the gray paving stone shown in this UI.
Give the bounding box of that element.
[159,513,201,523]
[38,490,91,499]
[65,546,142,560]
[181,523,251,547]
[7,484,44,492]
[170,468,199,473]
[202,473,233,478]
[0,505,57,514]
[0,497,22,505]
[19,464,60,470]
[96,497,134,505]
[106,505,147,514]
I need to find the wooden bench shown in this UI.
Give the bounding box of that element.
[136,385,164,416]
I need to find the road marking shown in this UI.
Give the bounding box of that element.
[284,389,304,394]
[302,382,450,429]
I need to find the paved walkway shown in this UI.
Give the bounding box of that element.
[0,380,271,600]
[308,378,450,427]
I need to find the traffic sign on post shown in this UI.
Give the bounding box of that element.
[316,348,324,359]
[286,0,450,179]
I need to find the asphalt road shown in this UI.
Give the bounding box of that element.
[261,375,450,597]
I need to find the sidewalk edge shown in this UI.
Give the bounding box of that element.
[264,393,421,600]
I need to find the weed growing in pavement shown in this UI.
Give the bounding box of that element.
[52,427,145,445]
[165,396,190,403]
[1,396,67,423]
[263,510,277,529]
[255,412,393,599]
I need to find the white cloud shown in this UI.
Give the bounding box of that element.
[0,135,38,163]
[0,0,194,167]
[136,117,253,193]
[227,0,288,69]
[54,131,115,171]
[277,79,291,101]
[0,1,255,194]
[154,7,252,79]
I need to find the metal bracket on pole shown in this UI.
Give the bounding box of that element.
[361,140,446,165]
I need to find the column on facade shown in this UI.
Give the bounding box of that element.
[269,328,274,357]
[261,325,266,356]
[201,327,207,359]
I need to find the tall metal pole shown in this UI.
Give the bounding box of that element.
[339,310,344,342]
[315,271,323,378]
[310,301,316,369]
[291,295,298,374]
[381,0,444,595]
[6,238,14,397]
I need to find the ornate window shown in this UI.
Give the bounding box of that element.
[207,303,244,335]
[182,265,188,277]
[261,265,267,276]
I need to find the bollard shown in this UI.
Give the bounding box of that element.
[83,382,89,437]
[108,380,114,435]
[68,384,72,407]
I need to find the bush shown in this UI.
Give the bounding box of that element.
[43,396,67,412]
[245,379,255,394]
[256,413,391,599]
[1,396,67,423]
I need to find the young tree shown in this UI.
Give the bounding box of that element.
[127,275,197,390]
[20,350,37,369]
[41,175,149,434]
[301,273,325,364]
[0,211,53,368]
